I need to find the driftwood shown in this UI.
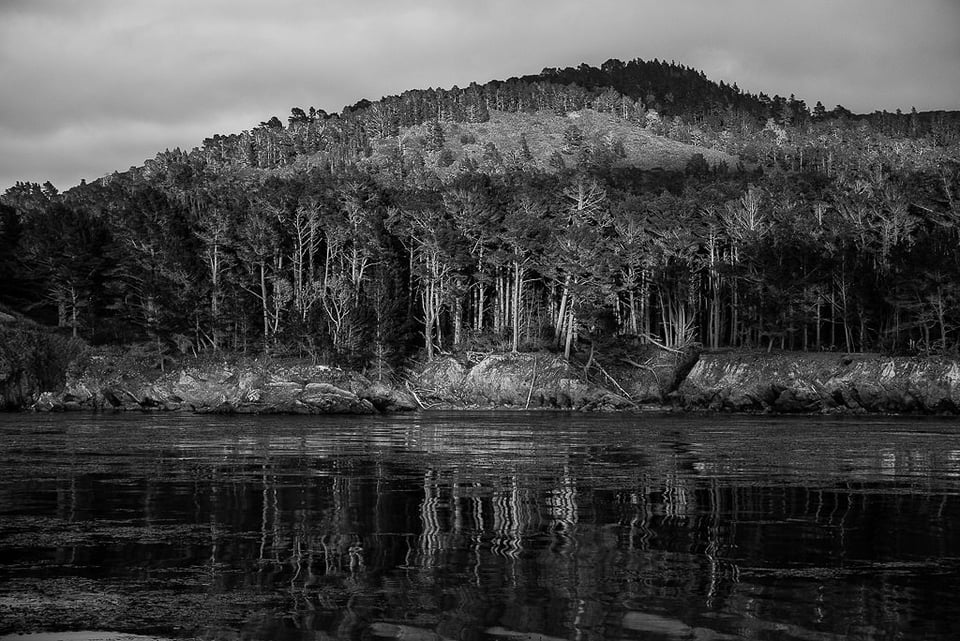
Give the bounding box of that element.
[592,361,639,408]
[577,344,639,409]
[405,381,429,410]
[620,357,662,388]
[525,357,539,409]
[638,333,688,354]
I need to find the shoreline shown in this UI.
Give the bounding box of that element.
[11,346,960,416]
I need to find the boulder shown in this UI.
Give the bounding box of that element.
[458,353,631,410]
[33,391,61,412]
[411,357,467,401]
[462,354,541,406]
[360,381,418,412]
[299,382,375,414]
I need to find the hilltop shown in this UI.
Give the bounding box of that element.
[136,57,956,182]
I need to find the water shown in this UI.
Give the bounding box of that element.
[1,412,960,640]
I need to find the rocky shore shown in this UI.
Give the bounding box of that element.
[679,350,960,414]
[18,340,691,414]
[31,356,418,415]
[5,313,960,415]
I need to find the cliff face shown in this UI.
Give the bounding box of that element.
[679,351,960,413]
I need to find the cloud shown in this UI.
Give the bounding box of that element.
[1,0,958,190]
[0,110,263,188]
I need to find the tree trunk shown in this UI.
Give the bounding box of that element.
[422,281,435,361]
[260,261,269,353]
[563,305,576,360]
[453,295,463,347]
[512,262,524,352]
[555,275,570,347]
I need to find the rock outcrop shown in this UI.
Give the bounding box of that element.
[24,341,960,415]
[679,351,960,414]
[34,357,417,415]
[408,353,634,410]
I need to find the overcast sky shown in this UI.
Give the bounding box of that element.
[1,0,958,191]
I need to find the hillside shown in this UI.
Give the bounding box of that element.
[1,56,959,387]
[183,57,958,177]
[356,109,738,178]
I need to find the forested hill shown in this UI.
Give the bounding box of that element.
[146,58,960,176]
[1,57,959,372]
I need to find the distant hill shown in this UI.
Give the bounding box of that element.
[169,57,956,183]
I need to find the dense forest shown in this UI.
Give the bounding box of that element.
[2,58,959,372]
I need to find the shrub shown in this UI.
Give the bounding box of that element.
[437,148,455,167]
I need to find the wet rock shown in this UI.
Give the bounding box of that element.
[101,387,125,408]
[299,382,375,414]
[360,381,418,412]
[33,391,61,412]
[772,388,818,413]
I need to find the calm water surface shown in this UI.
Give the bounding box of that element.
[1,412,960,640]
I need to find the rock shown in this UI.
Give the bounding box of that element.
[33,392,61,412]
[457,354,627,410]
[62,383,94,406]
[360,381,418,412]
[413,357,467,400]
[300,382,375,414]
[772,388,816,413]
[462,354,540,406]
[680,351,960,414]
[101,388,125,408]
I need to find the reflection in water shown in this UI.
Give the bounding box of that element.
[1,412,960,640]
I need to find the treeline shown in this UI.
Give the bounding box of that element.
[188,58,960,174]
[2,149,959,369]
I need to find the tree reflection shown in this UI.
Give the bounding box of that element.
[4,415,960,640]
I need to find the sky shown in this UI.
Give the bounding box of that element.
[1,0,958,191]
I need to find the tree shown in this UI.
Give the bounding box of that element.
[518,134,534,164]
[236,203,284,352]
[550,174,610,358]
[23,203,111,337]
[502,187,550,351]
[0,203,25,306]
[444,177,500,342]
[389,205,457,360]
[610,196,654,337]
[646,194,702,349]
[426,119,445,151]
[107,185,200,365]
